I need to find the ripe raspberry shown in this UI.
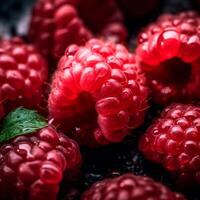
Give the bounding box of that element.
[117,0,159,19]
[29,0,126,62]
[140,104,200,186]
[29,0,92,61]
[0,37,48,114]
[82,174,185,200]
[48,39,148,147]
[0,125,81,199]
[136,11,200,104]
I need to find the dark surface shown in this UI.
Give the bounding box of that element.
[0,0,200,200]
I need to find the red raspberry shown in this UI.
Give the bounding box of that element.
[29,0,92,61]
[0,126,82,200]
[117,0,159,19]
[82,174,185,200]
[136,11,200,105]
[29,0,126,62]
[140,104,200,186]
[48,39,148,147]
[0,38,48,114]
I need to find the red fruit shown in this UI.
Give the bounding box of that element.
[140,104,200,186]
[82,174,185,200]
[117,0,159,19]
[136,11,200,104]
[29,0,126,62]
[0,38,48,114]
[0,126,81,200]
[48,39,148,147]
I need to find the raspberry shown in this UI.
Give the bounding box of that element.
[0,37,48,114]
[117,0,159,19]
[48,39,148,147]
[136,11,200,104]
[29,0,126,62]
[0,126,82,200]
[82,174,185,200]
[140,104,200,186]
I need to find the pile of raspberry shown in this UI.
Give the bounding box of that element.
[0,0,200,200]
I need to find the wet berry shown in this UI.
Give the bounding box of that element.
[0,37,48,114]
[48,39,148,147]
[0,126,82,200]
[140,104,200,186]
[137,11,200,104]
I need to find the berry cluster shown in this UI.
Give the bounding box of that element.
[0,0,200,200]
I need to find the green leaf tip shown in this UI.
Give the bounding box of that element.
[0,107,47,143]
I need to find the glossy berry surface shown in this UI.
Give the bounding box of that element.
[140,104,200,185]
[0,126,82,200]
[82,173,185,200]
[137,11,200,105]
[0,37,48,114]
[29,0,126,62]
[48,39,148,147]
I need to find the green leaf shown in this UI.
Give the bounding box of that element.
[0,107,47,143]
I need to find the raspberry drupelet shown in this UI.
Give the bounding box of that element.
[0,126,82,200]
[0,38,48,114]
[137,11,200,105]
[29,0,127,62]
[140,104,200,186]
[48,39,148,147]
[82,173,185,200]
